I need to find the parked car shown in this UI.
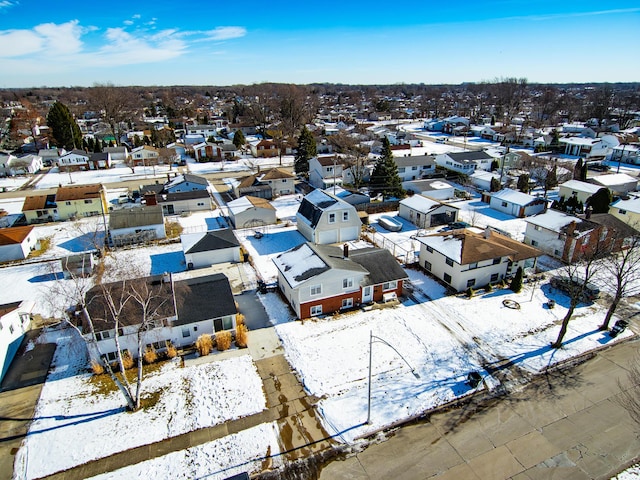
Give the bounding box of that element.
[441,221,470,231]
[609,319,629,338]
[378,215,402,232]
[550,276,600,302]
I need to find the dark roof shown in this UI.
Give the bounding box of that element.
[84,273,236,331]
[173,273,236,327]
[589,213,640,238]
[140,183,165,195]
[109,205,164,229]
[181,173,209,185]
[185,228,240,254]
[0,301,22,317]
[157,190,211,202]
[349,248,408,286]
[447,151,493,162]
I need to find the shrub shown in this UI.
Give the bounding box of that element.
[485,283,493,293]
[143,347,158,364]
[510,266,524,293]
[91,361,105,375]
[466,287,475,298]
[235,324,248,348]
[165,343,178,359]
[121,351,134,370]
[195,334,213,356]
[216,331,232,351]
[235,313,245,326]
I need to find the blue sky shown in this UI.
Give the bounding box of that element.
[0,0,638,87]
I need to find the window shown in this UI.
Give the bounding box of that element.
[382,280,397,291]
[424,260,432,271]
[467,279,476,288]
[554,249,561,256]
[310,305,322,316]
[342,298,353,309]
[197,202,205,206]
[343,211,349,221]
[105,351,117,362]
[445,257,454,267]
[84,199,93,204]
[9,324,14,334]
[469,262,478,270]
[65,201,71,206]
[412,166,418,171]
[310,284,322,296]
[534,225,542,231]
[398,167,406,173]
[343,278,354,289]
[426,245,434,253]
[181,327,190,338]
[531,240,539,247]
[491,273,499,282]
[328,213,336,224]
[282,179,287,183]
[501,201,508,207]
[493,257,501,265]
[96,330,111,341]
[443,273,452,284]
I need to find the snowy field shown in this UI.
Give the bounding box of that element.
[14,327,269,480]
[275,267,633,443]
[34,163,175,189]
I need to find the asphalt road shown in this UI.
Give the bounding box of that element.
[319,337,640,480]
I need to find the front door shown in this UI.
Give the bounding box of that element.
[362,286,373,303]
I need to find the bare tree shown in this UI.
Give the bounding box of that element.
[617,354,640,427]
[598,235,640,330]
[88,83,139,146]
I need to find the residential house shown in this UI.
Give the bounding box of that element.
[342,163,374,185]
[0,226,38,262]
[273,243,408,319]
[55,184,108,221]
[181,228,241,269]
[469,125,498,140]
[483,189,547,218]
[309,156,343,190]
[21,193,58,224]
[440,151,494,173]
[186,124,219,137]
[108,205,165,247]
[249,139,279,158]
[82,273,237,363]
[227,196,277,228]
[38,148,63,166]
[417,228,542,292]
[57,149,90,171]
[88,152,111,170]
[610,195,640,227]
[6,154,43,174]
[558,179,603,205]
[394,155,436,181]
[559,137,609,159]
[611,143,640,165]
[589,173,638,196]
[165,173,209,193]
[398,195,458,228]
[128,146,160,166]
[146,190,213,215]
[523,210,637,263]
[0,300,34,381]
[296,189,361,244]
[469,170,503,192]
[103,146,129,162]
[331,186,371,206]
[233,168,295,199]
[402,179,455,200]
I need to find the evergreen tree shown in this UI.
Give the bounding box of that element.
[232,129,246,149]
[490,177,501,192]
[133,134,142,147]
[580,163,588,181]
[586,187,612,214]
[517,173,530,193]
[573,158,583,180]
[46,101,82,150]
[93,139,103,153]
[294,126,316,175]
[545,164,558,193]
[490,159,499,172]
[369,137,404,199]
[87,137,95,151]
[510,267,523,293]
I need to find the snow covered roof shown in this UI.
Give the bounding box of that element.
[490,188,539,206]
[297,189,354,228]
[273,243,331,288]
[524,209,582,231]
[399,194,444,213]
[590,173,638,187]
[559,137,600,146]
[559,180,601,195]
[227,196,275,215]
[611,195,640,214]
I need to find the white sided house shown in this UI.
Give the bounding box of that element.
[402,179,456,200]
[273,243,407,319]
[0,226,38,262]
[590,173,638,196]
[558,180,603,205]
[417,227,542,292]
[398,195,458,228]
[522,209,583,260]
[435,151,494,174]
[82,273,237,364]
[296,189,361,244]
[0,300,34,381]
[394,155,436,181]
[309,155,344,190]
[108,205,166,247]
[181,228,241,270]
[483,189,547,218]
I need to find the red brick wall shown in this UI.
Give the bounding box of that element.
[300,291,362,319]
[372,280,403,302]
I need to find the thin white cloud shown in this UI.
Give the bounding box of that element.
[0,1,17,10]
[204,26,247,41]
[90,27,186,66]
[0,20,83,58]
[0,30,43,56]
[123,20,134,26]
[510,7,640,21]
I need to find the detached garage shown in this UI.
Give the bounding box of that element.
[0,226,38,263]
[181,228,241,269]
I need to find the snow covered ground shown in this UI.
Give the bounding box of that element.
[14,327,269,480]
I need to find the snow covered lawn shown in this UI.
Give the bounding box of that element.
[275,267,633,443]
[15,327,267,480]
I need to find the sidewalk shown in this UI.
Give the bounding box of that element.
[41,327,335,479]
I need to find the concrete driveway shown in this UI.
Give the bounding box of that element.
[235,289,271,330]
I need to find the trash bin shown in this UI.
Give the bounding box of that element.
[467,371,482,388]
[547,299,556,309]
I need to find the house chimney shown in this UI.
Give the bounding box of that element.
[484,226,492,239]
[343,243,349,258]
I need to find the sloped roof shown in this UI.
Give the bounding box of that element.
[22,194,51,211]
[419,228,542,265]
[183,228,240,254]
[589,213,639,238]
[56,184,103,202]
[227,195,275,215]
[173,273,236,327]
[348,247,408,286]
[394,155,435,168]
[611,195,640,214]
[166,173,208,189]
[491,188,540,207]
[559,180,601,194]
[590,173,638,187]
[400,194,448,213]
[315,156,340,167]
[109,205,164,230]
[259,168,295,180]
[447,151,493,162]
[273,243,331,288]
[0,226,34,246]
